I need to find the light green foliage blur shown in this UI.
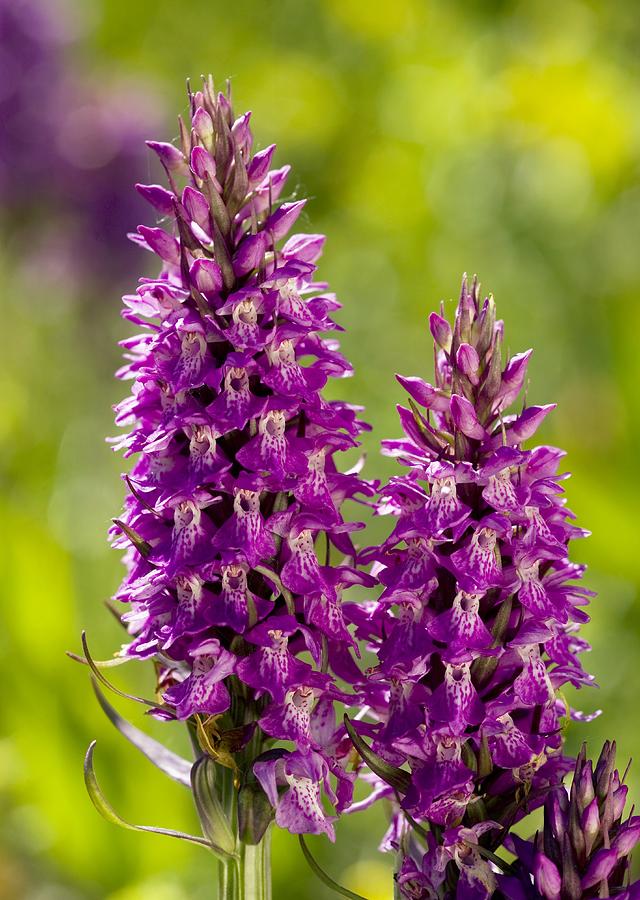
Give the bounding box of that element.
[1,0,640,897]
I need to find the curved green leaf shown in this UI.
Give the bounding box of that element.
[91,680,192,787]
[191,756,237,857]
[343,715,410,794]
[80,631,159,708]
[298,836,369,900]
[66,650,131,668]
[84,741,216,853]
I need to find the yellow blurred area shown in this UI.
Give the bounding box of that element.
[1,0,639,897]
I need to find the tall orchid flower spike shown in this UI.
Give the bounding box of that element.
[348,276,598,899]
[78,77,374,899]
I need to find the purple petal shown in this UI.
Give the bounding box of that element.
[247,144,277,184]
[146,140,188,174]
[581,848,618,889]
[396,374,450,412]
[135,183,176,215]
[265,200,306,242]
[190,145,217,181]
[533,852,561,899]
[190,257,223,294]
[429,312,452,351]
[456,343,480,382]
[233,232,268,277]
[506,404,556,445]
[137,226,180,265]
[450,394,487,440]
[182,186,211,229]
[495,350,533,410]
[192,107,214,143]
[282,232,326,263]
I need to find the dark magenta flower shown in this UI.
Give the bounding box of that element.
[109,78,373,841]
[349,276,596,895]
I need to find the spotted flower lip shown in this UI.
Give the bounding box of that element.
[254,749,337,840]
[109,77,373,840]
[352,275,598,897]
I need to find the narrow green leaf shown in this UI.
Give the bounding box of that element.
[298,836,369,900]
[466,841,516,876]
[66,650,131,668]
[461,740,478,773]
[191,756,237,857]
[407,398,449,452]
[471,594,513,688]
[343,715,410,794]
[400,804,430,842]
[83,741,215,852]
[91,680,192,788]
[112,518,152,558]
[125,476,163,518]
[477,733,493,779]
[491,593,513,644]
[80,632,159,708]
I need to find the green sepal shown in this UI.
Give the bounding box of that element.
[407,398,450,453]
[461,740,478,774]
[84,741,215,852]
[211,217,235,290]
[471,594,513,688]
[299,836,369,900]
[91,679,192,788]
[178,113,191,160]
[477,732,493,779]
[226,143,249,217]
[343,715,410,794]
[190,755,237,857]
[238,775,275,845]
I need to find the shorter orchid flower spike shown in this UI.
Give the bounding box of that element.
[349,276,597,898]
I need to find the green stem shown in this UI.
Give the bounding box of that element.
[240,831,271,900]
[217,834,271,900]
[215,763,271,900]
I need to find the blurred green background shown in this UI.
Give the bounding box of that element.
[2,0,640,897]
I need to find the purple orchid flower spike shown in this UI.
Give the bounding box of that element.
[80,75,374,899]
[347,276,598,898]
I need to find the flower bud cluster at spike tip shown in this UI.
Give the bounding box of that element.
[350,275,597,897]
[501,743,640,899]
[110,77,374,841]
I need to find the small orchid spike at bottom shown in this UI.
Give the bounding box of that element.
[501,743,640,898]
